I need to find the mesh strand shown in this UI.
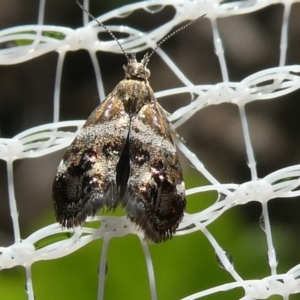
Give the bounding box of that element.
[1,0,300,299]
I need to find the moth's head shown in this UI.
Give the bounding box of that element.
[123,53,150,81]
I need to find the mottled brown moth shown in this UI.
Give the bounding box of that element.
[53,1,204,243]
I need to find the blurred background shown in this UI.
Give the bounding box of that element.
[1,0,300,299]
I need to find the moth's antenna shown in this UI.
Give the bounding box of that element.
[144,14,207,65]
[76,0,206,65]
[76,0,130,60]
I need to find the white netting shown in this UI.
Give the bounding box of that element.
[1,0,300,299]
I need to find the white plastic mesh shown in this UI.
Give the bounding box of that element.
[1,0,300,299]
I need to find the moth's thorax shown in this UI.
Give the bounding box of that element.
[113,55,153,116]
[115,78,155,116]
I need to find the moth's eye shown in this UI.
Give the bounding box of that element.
[146,68,150,78]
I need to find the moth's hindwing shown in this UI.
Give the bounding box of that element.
[124,102,186,243]
[53,94,130,228]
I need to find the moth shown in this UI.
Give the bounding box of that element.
[53,2,204,243]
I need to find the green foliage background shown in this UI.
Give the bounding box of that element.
[1,171,298,299]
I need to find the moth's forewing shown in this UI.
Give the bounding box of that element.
[125,102,186,243]
[53,94,130,228]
